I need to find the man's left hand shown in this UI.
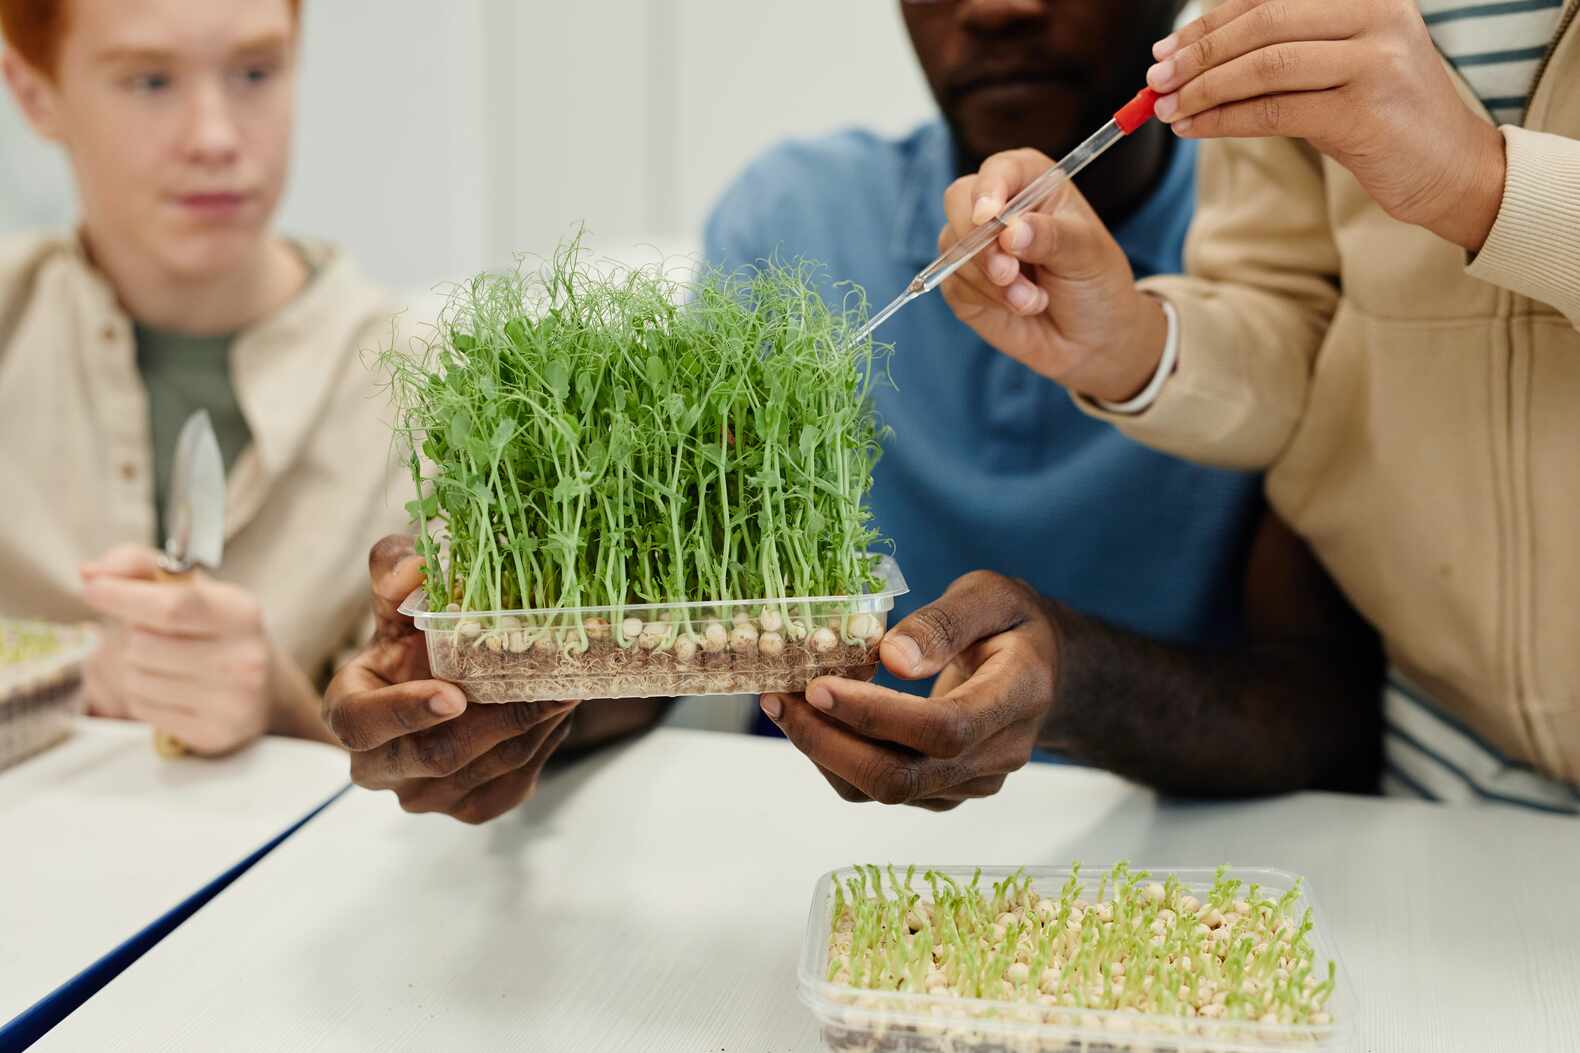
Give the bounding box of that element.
[760,572,1060,811]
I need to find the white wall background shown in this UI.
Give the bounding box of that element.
[1,1,936,292]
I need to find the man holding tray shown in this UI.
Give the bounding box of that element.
[708,0,1386,805]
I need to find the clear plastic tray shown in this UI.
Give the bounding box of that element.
[799,865,1354,1053]
[0,620,95,773]
[400,556,908,703]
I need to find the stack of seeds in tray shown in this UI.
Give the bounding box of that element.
[826,864,1337,1025]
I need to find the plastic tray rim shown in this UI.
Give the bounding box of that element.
[400,554,909,626]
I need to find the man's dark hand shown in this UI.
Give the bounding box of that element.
[321,535,580,825]
[760,571,1059,811]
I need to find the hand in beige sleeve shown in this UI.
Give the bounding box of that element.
[1147,0,1507,252]
[79,544,282,755]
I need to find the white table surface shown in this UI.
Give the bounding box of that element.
[37,728,1580,1052]
[1,717,349,1020]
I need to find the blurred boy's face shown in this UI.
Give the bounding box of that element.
[3,0,297,279]
[902,0,1182,167]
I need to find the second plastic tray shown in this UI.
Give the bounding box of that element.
[800,864,1354,1053]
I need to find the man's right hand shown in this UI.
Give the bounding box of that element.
[938,150,1170,406]
[321,535,580,825]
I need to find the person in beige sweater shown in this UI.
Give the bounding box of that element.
[935,0,1580,810]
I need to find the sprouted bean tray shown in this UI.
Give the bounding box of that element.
[799,864,1354,1053]
[0,619,95,772]
[401,555,907,702]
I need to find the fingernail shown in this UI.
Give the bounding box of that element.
[760,694,783,721]
[1153,92,1179,121]
[430,695,464,716]
[1006,220,1032,253]
[1153,34,1179,60]
[1007,282,1038,312]
[806,684,834,712]
[1174,117,1194,134]
[972,196,1001,225]
[889,634,923,676]
[1034,288,1050,314]
[1146,61,1175,91]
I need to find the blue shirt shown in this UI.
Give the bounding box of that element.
[704,120,1261,702]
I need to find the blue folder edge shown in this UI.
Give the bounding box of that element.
[0,782,352,1052]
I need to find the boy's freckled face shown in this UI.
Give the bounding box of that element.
[41,0,298,278]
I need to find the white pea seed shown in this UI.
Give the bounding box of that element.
[444,603,462,613]
[1006,962,1029,984]
[507,630,531,654]
[1204,909,1226,929]
[483,633,505,653]
[848,612,882,644]
[674,636,699,664]
[702,622,727,652]
[810,627,838,653]
[1311,1012,1331,1026]
[1039,967,1060,992]
[1093,902,1114,922]
[1144,883,1166,903]
[1233,899,1251,915]
[1036,900,1058,920]
[620,617,644,642]
[638,631,663,651]
[1158,908,1177,926]
[1180,895,1202,914]
[786,620,808,642]
[1073,898,1090,911]
[1108,962,1124,978]
[533,634,556,655]
[996,912,1017,928]
[759,631,785,657]
[498,615,522,631]
[730,624,759,654]
[991,923,1006,942]
[1068,908,1085,925]
[583,616,611,640]
[1179,956,1193,973]
[732,610,752,628]
[457,619,482,640]
[1197,923,1213,937]
[1199,1003,1224,1019]
[759,609,783,633]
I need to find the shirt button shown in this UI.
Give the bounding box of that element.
[120,462,138,481]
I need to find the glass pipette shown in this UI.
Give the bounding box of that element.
[848,88,1160,348]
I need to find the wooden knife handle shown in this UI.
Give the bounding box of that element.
[151,562,192,758]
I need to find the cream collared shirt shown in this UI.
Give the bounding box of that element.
[0,232,413,694]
